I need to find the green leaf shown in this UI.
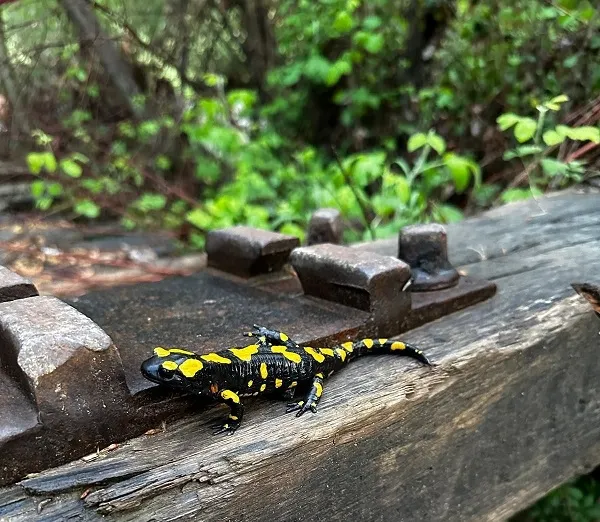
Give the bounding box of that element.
[70,152,89,163]
[155,155,172,170]
[60,159,83,178]
[513,118,537,143]
[550,94,569,104]
[503,145,543,159]
[186,208,213,230]
[543,129,565,146]
[496,113,521,131]
[133,193,167,212]
[203,73,222,87]
[279,222,305,241]
[36,196,53,210]
[27,152,56,174]
[426,133,446,155]
[362,16,382,30]
[394,175,410,204]
[332,11,354,33]
[563,54,578,68]
[30,180,45,198]
[501,187,542,203]
[27,152,46,175]
[325,59,352,86]
[444,153,471,192]
[544,94,570,111]
[304,54,332,83]
[407,133,428,152]
[138,120,161,140]
[47,182,63,197]
[74,199,100,218]
[118,122,136,138]
[121,217,137,230]
[363,33,384,54]
[435,204,464,223]
[541,158,569,177]
[564,126,600,142]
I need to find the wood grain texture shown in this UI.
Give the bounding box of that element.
[2,190,600,522]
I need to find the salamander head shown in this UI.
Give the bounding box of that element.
[141,347,207,390]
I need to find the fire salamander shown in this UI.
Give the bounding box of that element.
[141,324,432,434]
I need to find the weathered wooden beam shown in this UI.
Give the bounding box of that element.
[2,191,600,521]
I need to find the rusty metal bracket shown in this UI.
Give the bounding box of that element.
[206,226,299,278]
[398,223,459,291]
[290,243,412,337]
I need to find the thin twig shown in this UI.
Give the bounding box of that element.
[331,146,375,240]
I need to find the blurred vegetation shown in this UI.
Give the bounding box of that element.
[511,474,600,522]
[0,1,599,518]
[0,0,598,249]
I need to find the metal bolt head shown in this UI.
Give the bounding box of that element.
[307,208,343,246]
[398,223,459,291]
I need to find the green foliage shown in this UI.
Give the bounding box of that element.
[11,0,600,262]
[512,475,600,522]
[424,0,600,140]
[496,94,599,201]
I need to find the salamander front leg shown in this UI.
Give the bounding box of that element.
[286,373,324,417]
[212,390,244,435]
[243,324,301,349]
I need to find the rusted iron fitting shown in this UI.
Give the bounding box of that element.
[307,208,343,246]
[290,243,411,336]
[206,226,300,278]
[398,223,459,291]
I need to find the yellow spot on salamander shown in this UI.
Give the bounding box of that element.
[161,360,178,371]
[275,378,283,388]
[259,335,266,343]
[280,332,289,341]
[154,347,170,358]
[221,390,240,403]
[168,348,195,355]
[283,351,301,363]
[363,339,374,349]
[260,383,267,392]
[315,372,324,378]
[391,341,406,351]
[247,380,253,387]
[260,362,268,379]
[229,415,239,421]
[290,381,298,388]
[320,348,335,357]
[229,344,259,361]
[378,339,388,345]
[335,348,347,362]
[341,342,354,353]
[314,382,323,397]
[201,353,232,364]
[304,347,325,363]
[271,345,302,363]
[179,358,204,377]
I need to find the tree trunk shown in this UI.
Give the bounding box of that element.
[59,0,144,119]
[231,0,276,98]
[0,8,28,158]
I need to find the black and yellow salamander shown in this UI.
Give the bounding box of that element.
[141,325,432,434]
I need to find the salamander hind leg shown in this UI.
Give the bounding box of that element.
[212,390,245,435]
[243,324,301,349]
[286,373,324,417]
